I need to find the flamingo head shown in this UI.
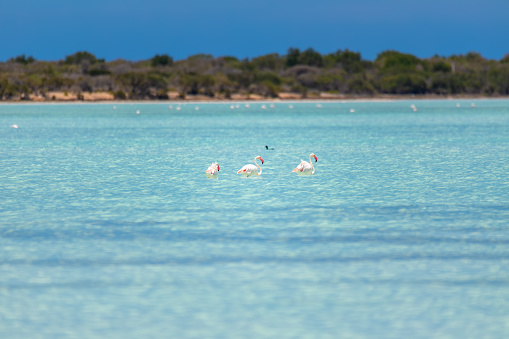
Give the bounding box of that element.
[311,154,317,162]
[256,156,264,164]
[217,164,220,171]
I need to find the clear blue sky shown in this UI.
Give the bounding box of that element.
[1,0,508,62]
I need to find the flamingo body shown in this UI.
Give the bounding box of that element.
[237,156,264,177]
[293,153,317,175]
[205,162,220,179]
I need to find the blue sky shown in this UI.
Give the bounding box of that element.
[1,0,508,62]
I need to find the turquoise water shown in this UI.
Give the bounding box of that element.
[1,100,509,338]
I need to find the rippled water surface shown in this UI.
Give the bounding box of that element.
[1,100,509,338]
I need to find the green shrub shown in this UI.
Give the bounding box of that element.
[89,69,112,76]
[114,90,126,99]
[378,74,427,94]
[11,55,35,65]
[151,54,174,67]
[432,62,452,73]
[64,51,102,65]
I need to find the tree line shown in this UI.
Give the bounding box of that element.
[1,48,509,100]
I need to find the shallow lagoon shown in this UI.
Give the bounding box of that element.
[1,100,509,338]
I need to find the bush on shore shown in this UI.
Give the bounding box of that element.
[1,49,509,100]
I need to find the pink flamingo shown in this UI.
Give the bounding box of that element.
[292,153,317,175]
[237,156,264,177]
[205,162,220,179]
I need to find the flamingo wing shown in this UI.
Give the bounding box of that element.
[238,164,258,176]
[293,160,313,175]
[293,159,306,172]
[302,161,313,171]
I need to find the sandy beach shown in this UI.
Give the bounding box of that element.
[7,91,504,103]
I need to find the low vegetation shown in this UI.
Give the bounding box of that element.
[1,49,509,100]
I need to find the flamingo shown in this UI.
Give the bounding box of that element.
[205,162,220,179]
[293,153,318,175]
[237,156,264,177]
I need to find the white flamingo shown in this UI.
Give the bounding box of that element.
[237,156,264,177]
[205,162,220,179]
[292,153,318,175]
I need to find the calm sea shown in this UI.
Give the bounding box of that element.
[1,100,508,338]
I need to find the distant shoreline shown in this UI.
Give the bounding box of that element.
[4,50,509,104]
[2,91,507,103]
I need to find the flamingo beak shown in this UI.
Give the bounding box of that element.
[292,168,298,172]
[260,157,264,164]
[314,155,318,162]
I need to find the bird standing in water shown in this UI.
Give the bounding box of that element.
[237,156,264,177]
[293,153,318,175]
[205,162,220,179]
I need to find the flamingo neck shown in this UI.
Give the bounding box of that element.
[309,155,315,174]
[254,158,262,175]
